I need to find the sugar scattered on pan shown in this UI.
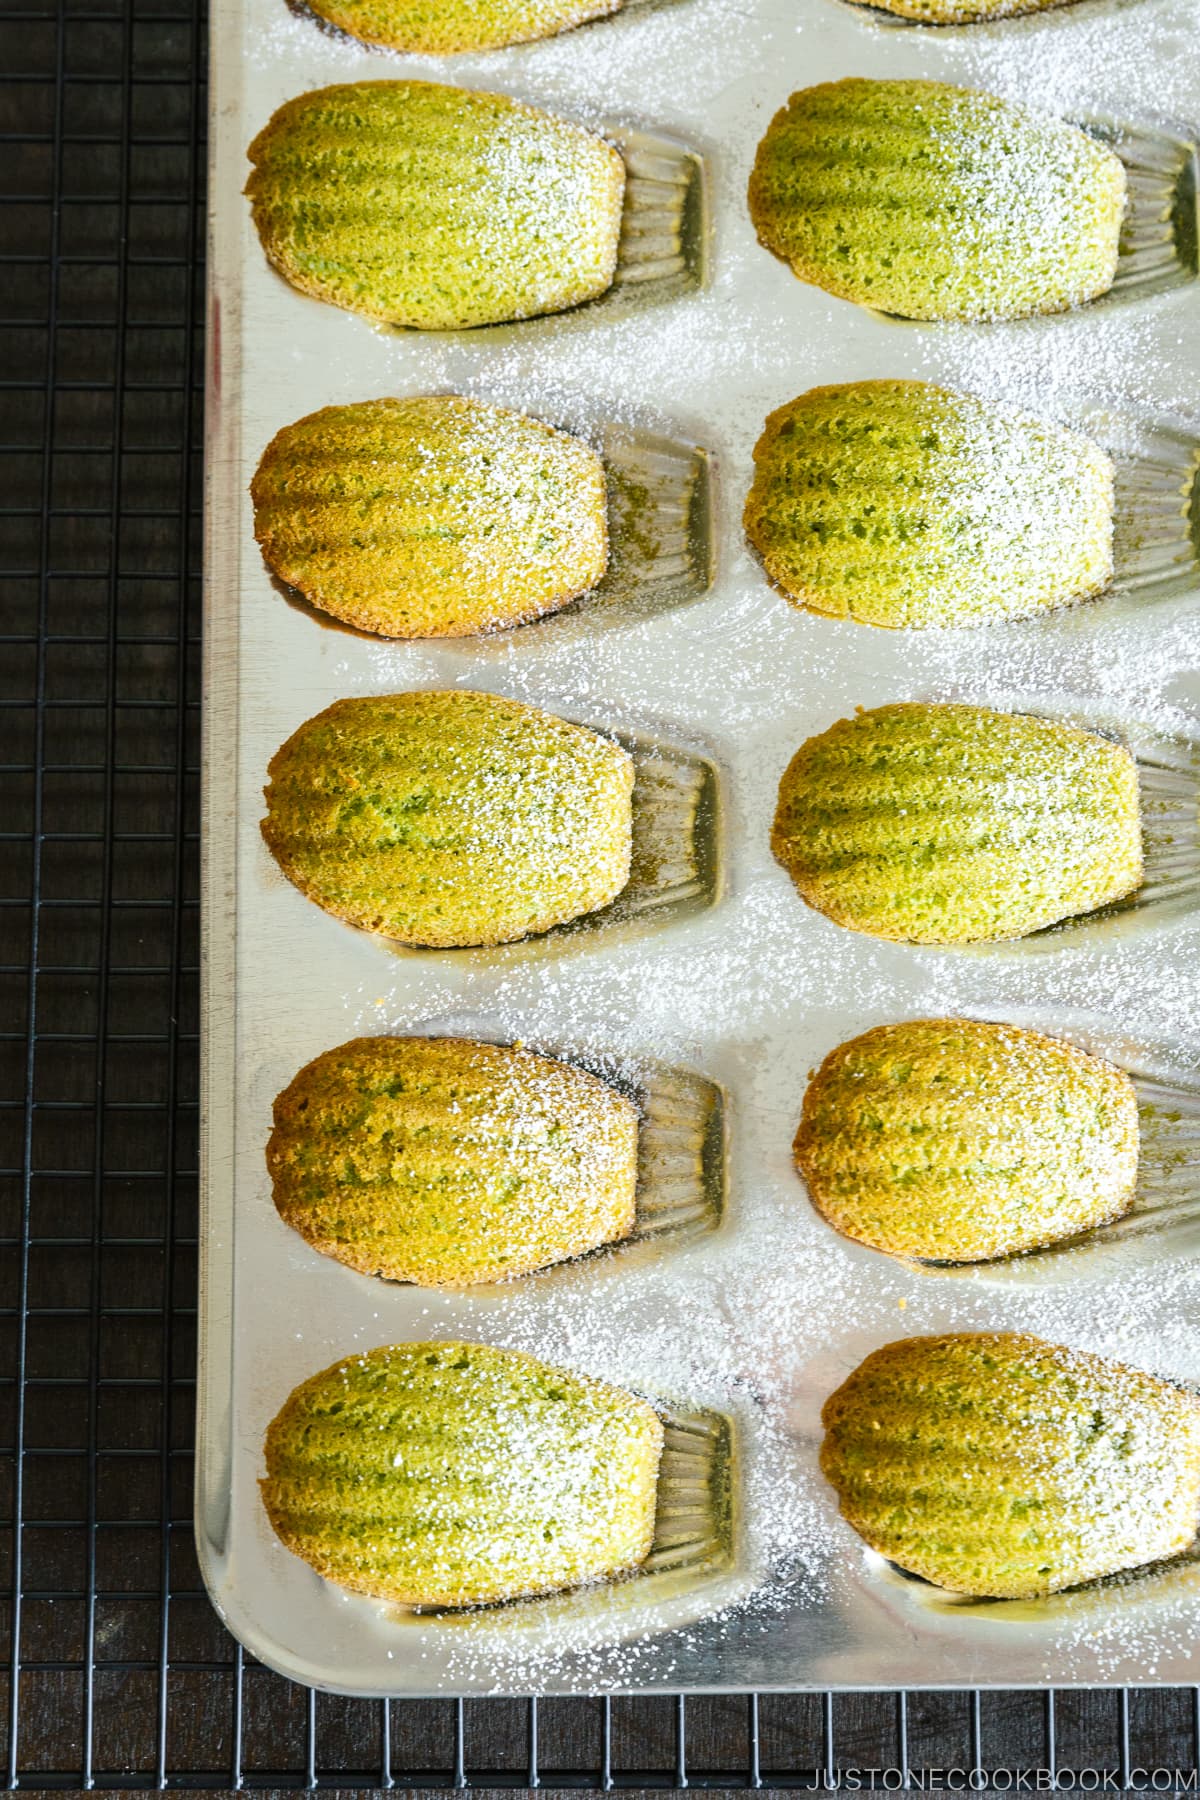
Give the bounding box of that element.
[243,0,1200,1686]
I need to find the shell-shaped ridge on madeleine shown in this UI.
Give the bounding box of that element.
[771,702,1143,945]
[246,81,625,330]
[261,1342,663,1607]
[748,79,1125,321]
[820,1332,1200,1598]
[797,1018,1139,1262]
[745,382,1114,629]
[252,395,608,639]
[268,1035,640,1285]
[261,690,634,948]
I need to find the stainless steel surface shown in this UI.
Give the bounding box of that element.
[1085,118,1199,304]
[201,0,1200,1696]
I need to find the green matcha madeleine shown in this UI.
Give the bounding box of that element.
[261,689,634,947]
[796,1019,1139,1263]
[849,0,1086,15]
[245,81,625,329]
[302,0,621,52]
[853,0,1084,18]
[820,1333,1200,1598]
[252,396,608,638]
[771,703,1143,945]
[261,1342,664,1606]
[747,79,1125,321]
[744,382,1114,628]
[269,1036,640,1284]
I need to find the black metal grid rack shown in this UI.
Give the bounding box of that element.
[3,0,1200,1787]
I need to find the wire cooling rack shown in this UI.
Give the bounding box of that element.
[3,0,1200,1788]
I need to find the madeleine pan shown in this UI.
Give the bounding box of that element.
[202,0,1200,1696]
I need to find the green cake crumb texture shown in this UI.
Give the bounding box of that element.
[747,79,1126,321]
[260,688,634,948]
[245,80,625,329]
[261,1341,664,1607]
[821,1332,1200,1598]
[771,703,1143,945]
[744,382,1114,628]
[268,1035,639,1285]
[251,395,608,639]
[305,0,622,52]
[796,1018,1140,1262]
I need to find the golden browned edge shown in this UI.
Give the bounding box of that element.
[766,828,1135,945]
[741,523,1117,634]
[306,0,623,55]
[272,1209,637,1285]
[746,234,1119,325]
[767,857,1146,947]
[266,1034,640,1285]
[817,1333,1200,1597]
[258,811,634,948]
[258,1496,660,1609]
[259,1349,665,1608]
[250,400,610,641]
[259,561,609,642]
[843,0,1081,21]
[792,1020,1140,1259]
[245,85,628,329]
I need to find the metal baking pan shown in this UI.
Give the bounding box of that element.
[199,0,1200,1694]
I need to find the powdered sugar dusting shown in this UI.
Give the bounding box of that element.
[215,0,1200,1694]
